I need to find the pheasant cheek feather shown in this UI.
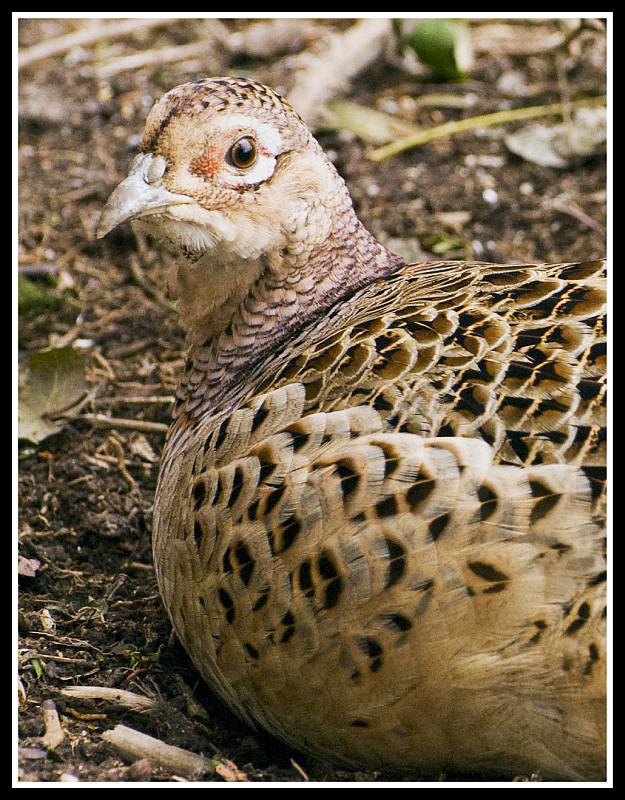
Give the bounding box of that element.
[188,142,221,181]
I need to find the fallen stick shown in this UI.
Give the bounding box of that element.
[74,413,169,434]
[41,699,65,751]
[94,395,175,406]
[19,18,181,69]
[93,37,222,80]
[60,686,156,711]
[102,724,214,779]
[287,19,391,130]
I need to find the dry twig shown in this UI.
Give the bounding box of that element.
[106,434,138,492]
[40,700,66,751]
[287,19,391,130]
[102,724,214,779]
[549,194,605,234]
[228,19,325,59]
[92,34,225,80]
[94,395,175,406]
[290,758,310,781]
[471,20,602,57]
[74,414,169,435]
[60,686,156,712]
[19,18,181,69]
[127,254,175,312]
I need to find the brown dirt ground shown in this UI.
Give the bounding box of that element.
[17,18,607,783]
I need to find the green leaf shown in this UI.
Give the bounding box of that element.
[18,347,88,444]
[419,232,468,255]
[31,658,43,679]
[18,274,59,315]
[18,446,37,460]
[407,19,474,81]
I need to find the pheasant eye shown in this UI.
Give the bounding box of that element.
[228,137,257,169]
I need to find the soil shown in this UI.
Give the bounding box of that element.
[17,17,607,783]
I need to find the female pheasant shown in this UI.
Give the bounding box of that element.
[97,77,606,780]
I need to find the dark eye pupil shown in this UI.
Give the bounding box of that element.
[231,138,256,168]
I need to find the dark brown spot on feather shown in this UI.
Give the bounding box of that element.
[244,642,259,659]
[298,560,313,591]
[280,626,296,643]
[251,404,270,433]
[384,538,406,588]
[276,515,301,553]
[483,582,507,594]
[247,498,260,521]
[192,481,206,511]
[213,476,224,505]
[252,587,270,611]
[214,420,229,450]
[218,588,235,624]
[383,613,412,632]
[234,541,255,586]
[228,466,245,507]
[318,551,338,579]
[468,562,509,583]
[588,570,606,587]
[358,637,382,657]
[406,475,435,509]
[373,393,394,412]
[529,480,560,522]
[376,495,398,518]
[193,521,203,549]
[265,485,285,514]
[477,484,498,520]
[428,513,450,541]
[292,432,310,452]
[324,577,343,608]
[565,617,587,636]
[336,459,361,500]
[259,460,276,483]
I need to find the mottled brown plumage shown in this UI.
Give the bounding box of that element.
[98,78,606,780]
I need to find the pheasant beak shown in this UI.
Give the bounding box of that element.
[96,153,193,239]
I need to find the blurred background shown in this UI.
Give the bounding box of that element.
[18,16,607,273]
[17,15,608,784]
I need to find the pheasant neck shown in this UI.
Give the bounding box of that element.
[191,223,400,356]
[172,213,403,424]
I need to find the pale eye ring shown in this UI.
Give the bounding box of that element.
[227,137,257,170]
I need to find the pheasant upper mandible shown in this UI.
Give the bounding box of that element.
[98,77,606,780]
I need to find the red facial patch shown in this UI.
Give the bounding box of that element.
[189,142,221,179]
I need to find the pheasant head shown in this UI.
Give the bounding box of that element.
[98,77,402,344]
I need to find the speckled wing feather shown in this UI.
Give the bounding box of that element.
[153,258,605,778]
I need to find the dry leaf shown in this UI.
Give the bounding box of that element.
[18,555,41,578]
[505,108,606,168]
[214,758,248,782]
[19,347,88,443]
[130,433,158,464]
